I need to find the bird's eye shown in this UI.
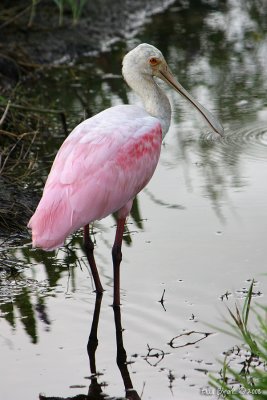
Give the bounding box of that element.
[149,57,160,66]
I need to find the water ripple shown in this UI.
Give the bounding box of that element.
[202,122,267,163]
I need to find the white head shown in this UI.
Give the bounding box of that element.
[122,43,167,80]
[122,43,224,137]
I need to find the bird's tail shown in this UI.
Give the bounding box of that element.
[28,190,74,251]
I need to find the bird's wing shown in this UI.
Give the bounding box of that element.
[28,105,162,250]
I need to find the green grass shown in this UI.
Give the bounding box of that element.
[209,280,267,399]
[66,0,87,25]
[53,0,65,26]
[29,0,88,26]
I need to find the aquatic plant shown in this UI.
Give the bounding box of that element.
[28,0,36,27]
[53,0,65,26]
[66,0,88,25]
[209,281,267,399]
[28,0,88,26]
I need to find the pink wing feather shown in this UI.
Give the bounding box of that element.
[28,105,162,250]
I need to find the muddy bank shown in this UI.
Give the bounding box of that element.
[1,0,175,81]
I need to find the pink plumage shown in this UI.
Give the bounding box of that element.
[28,105,162,250]
[28,43,223,305]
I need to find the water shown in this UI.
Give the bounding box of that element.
[1,1,267,399]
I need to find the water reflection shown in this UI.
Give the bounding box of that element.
[0,197,142,342]
[39,294,140,400]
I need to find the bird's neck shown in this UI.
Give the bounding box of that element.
[127,74,172,138]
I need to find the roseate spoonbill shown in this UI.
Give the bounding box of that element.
[28,43,223,306]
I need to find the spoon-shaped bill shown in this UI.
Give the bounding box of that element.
[159,67,224,136]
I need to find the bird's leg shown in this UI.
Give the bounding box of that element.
[84,224,104,293]
[112,217,126,307]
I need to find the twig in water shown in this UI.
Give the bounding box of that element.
[158,289,166,311]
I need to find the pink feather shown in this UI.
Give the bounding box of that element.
[28,105,162,250]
